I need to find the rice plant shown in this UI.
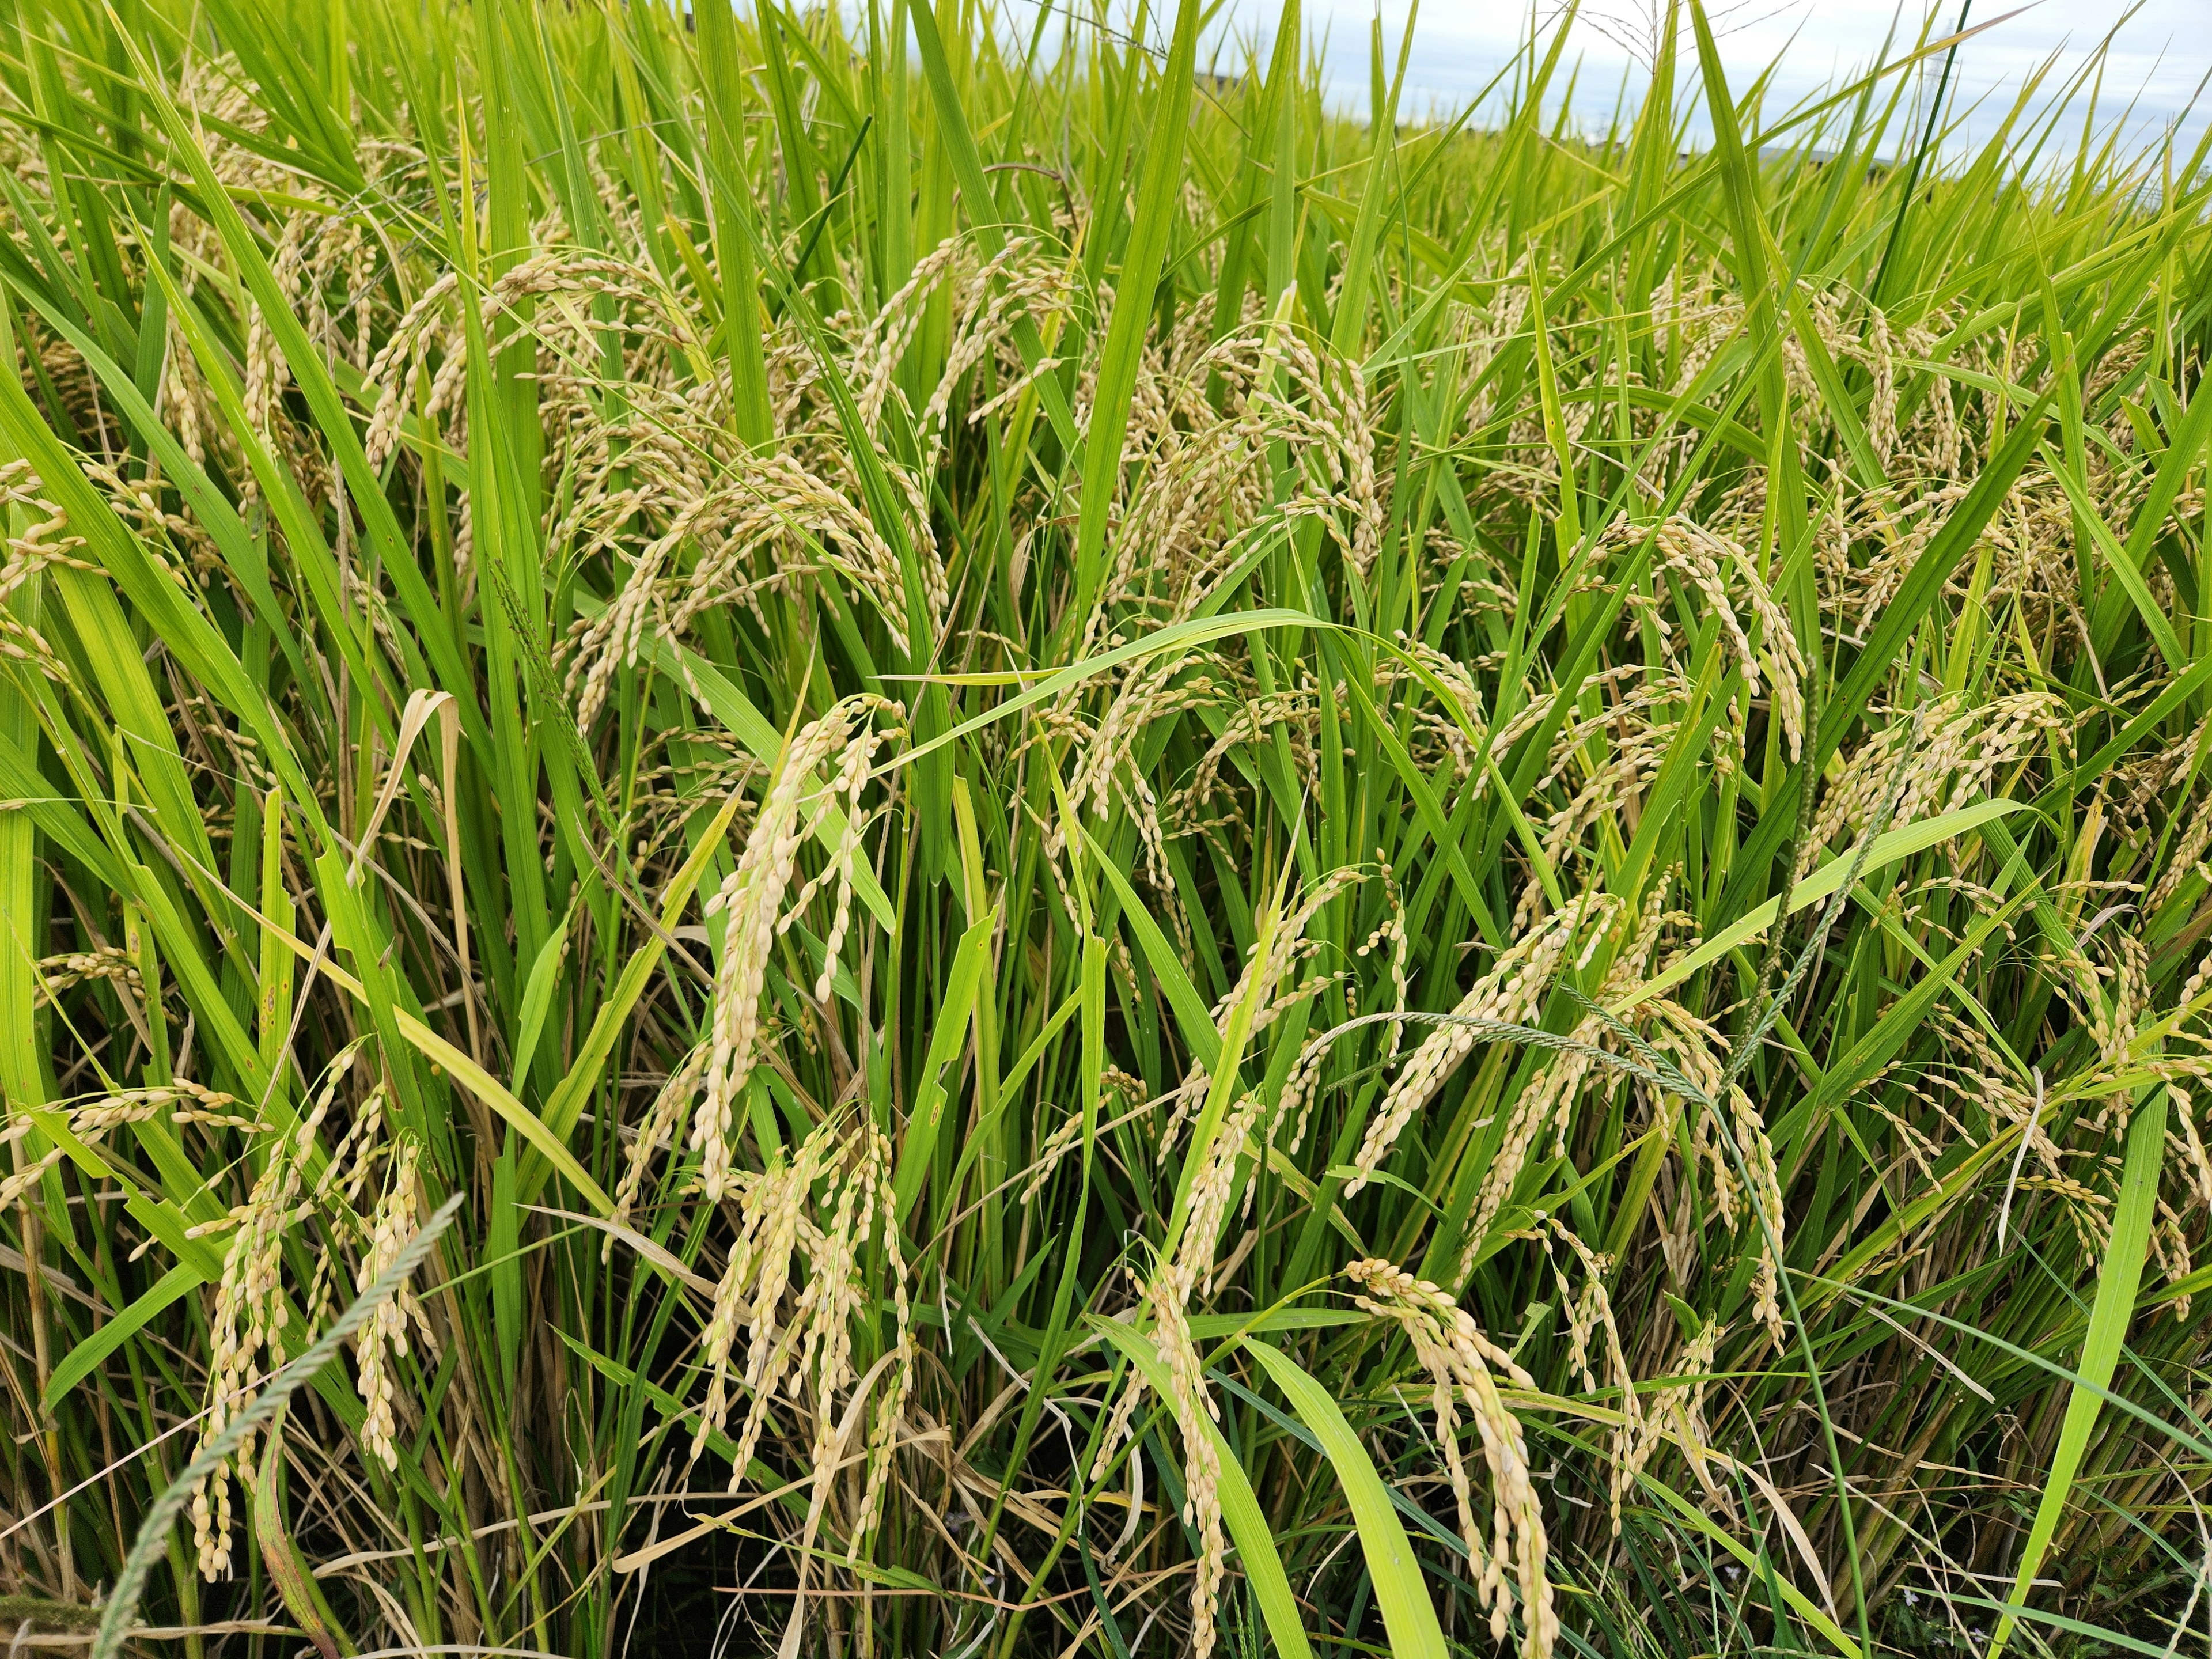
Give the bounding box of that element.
[1,0,2209,1655]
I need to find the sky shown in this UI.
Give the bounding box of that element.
[1202,0,2212,165]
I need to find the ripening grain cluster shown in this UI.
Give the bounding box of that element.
[2,1,2210,1656]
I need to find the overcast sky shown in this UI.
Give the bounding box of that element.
[1206,1,2211,163]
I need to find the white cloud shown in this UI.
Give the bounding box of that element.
[1203,0,2209,159]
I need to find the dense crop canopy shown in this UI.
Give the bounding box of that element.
[1,1,2210,1656]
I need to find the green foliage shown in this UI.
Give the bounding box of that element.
[0,1,2209,1655]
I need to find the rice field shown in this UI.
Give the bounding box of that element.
[1,0,2210,1654]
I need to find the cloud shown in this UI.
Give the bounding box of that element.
[1201,0,2207,157]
